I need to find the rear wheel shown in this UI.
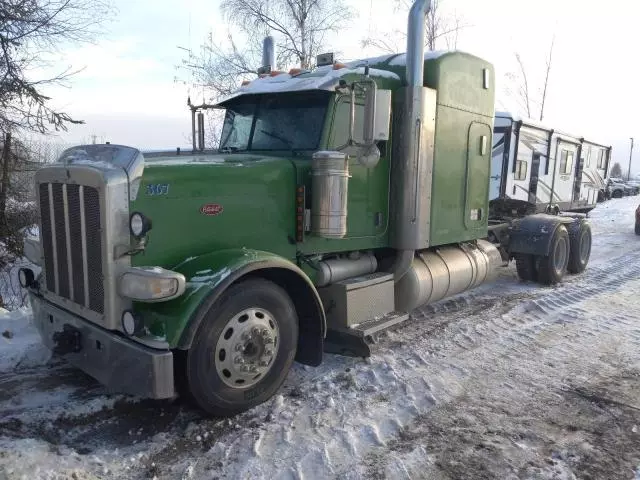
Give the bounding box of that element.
[567,222,591,274]
[515,253,538,282]
[537,225,570,285]
[186,278,298,417]
[613,190,623,198]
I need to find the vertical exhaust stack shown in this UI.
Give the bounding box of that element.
[262,36,276,71]
[388,0,435,280]
[406,0,431,87]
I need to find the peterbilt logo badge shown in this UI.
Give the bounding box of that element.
[200,203,223,216]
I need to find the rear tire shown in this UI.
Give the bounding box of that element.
[635,222,640,235]
[515,253,538,282]
[567,222,591,274]
[613,190,623,198]
[537,225,570,285]
[186,278,298,417]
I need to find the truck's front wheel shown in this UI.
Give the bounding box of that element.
[186,278,298,417]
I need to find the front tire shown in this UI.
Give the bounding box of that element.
[567,222,592,274]
[537,225,570,285]
[186,278,298,417]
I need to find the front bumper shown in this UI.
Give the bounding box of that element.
[29,292,175,399]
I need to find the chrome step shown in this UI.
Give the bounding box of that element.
[323,311,410,357]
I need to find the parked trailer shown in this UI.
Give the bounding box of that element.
[20,0,593,417]
[491,111,611,215]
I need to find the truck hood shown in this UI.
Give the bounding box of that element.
[130,151,300,268]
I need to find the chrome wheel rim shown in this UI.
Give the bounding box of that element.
[215,308,279,389]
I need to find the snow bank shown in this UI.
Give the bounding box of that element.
[0,306,50,372]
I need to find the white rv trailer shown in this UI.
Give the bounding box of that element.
[490,111,611,215]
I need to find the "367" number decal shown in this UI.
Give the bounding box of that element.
[145,183,170,196]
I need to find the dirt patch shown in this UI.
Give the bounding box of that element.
[364,363,640,480]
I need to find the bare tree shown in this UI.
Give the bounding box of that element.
[178,0,353,146]
[221,0,351,69]
[361,0,470,54]
[0,0,113,134]
[610,162,622,178]
[502,35,556,121]
[538,34,555,122]
[504,53,532,119]
[180,0,353,99]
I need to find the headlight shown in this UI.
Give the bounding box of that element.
[118,267,186,302]
[130,212,152,238]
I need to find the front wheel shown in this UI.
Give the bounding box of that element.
[568,222,592,274]
[537,225,570,285]
[186,278,298,417]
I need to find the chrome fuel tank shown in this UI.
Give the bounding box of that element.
[395,239,503,312]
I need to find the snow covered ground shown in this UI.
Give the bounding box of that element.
[1,196,639,480]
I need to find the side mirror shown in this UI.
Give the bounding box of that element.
[363,87,391,145]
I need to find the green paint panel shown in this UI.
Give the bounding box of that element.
[130,155,298,269]
[425,53,496,246]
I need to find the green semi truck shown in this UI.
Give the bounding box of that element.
[19,0,592,416]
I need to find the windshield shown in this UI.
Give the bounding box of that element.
[219,91,329,152]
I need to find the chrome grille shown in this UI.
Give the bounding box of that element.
[39,182,104,314]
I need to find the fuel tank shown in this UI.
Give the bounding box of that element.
[395,239,503,312]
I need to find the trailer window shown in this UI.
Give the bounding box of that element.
[514,160,527,180]
[560,150,574,174]
[597,149,605,168]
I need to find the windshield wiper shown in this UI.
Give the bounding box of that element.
[259,129,293,149]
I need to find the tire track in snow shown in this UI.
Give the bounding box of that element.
[358,273,640,479]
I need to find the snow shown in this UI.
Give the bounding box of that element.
[0,306,50,372]
[1,196,640,479]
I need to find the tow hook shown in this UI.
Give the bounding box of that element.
[52,325,83,355]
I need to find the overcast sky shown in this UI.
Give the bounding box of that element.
[39,0,640,175]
